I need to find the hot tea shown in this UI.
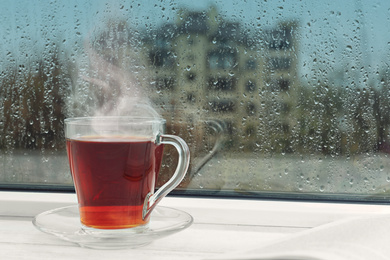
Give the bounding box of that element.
[65,116,190,235]
[66,136,164,229]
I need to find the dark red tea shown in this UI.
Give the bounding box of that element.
[66,136,164,229]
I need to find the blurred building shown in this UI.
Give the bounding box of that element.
[142,6,299,153]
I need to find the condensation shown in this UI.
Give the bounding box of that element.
[1,0,390,200]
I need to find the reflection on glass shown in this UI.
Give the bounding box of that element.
[1,1,390,201]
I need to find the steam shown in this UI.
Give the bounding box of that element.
[67,24,160,119]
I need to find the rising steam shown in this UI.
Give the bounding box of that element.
[66,23,160,119]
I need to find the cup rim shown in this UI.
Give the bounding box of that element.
[64,116,166,125]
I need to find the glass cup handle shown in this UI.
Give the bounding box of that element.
[142,134,190,220]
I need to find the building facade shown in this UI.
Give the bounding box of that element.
[143,7,299,154]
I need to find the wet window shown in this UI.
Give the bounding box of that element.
[267,57,292,71]
[154,77,176,91]
[207,77,236,91]
[246,80,256,92]
[1,0,390,202]
[149,49,175,68]
[246,59,257,70]
[208,50,236,70]
[209,100,236,113]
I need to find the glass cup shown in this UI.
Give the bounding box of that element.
[65,116,190,235]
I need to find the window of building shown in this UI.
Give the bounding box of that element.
[155,77,175,91]
[149,49,175,68]
[267,57,292,71]
[246,80,256,92]
[187,73,196,81]
[278,79,290,91]
[246,102,256,116]
[245,125,256,137]
[187,93,196,103]
[207,50,236,69]
[207,77,236,91]
[246,59,257,70]
[267,78,291,92]
[1,0,390,203]
[209,100,235,113]
[264,26,293,50]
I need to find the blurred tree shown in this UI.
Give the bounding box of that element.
[0,47,70,150]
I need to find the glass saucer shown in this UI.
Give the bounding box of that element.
[32,205,193,249]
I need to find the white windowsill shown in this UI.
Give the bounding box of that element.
[1,191,390,259]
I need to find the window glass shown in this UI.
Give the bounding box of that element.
[1,0,390,201]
